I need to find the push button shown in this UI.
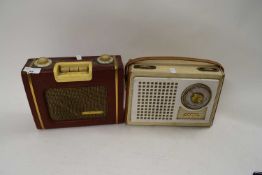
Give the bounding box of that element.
[54,61,92,82]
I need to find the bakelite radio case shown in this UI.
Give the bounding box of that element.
[21,55,124,129]
[125,57,225,127]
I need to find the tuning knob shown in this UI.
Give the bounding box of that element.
[181,83,212,110]
[34,57,52,67]
[97,54,114,64]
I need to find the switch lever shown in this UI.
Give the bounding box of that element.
[76,55,82,61]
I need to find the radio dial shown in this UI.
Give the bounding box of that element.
[182,83,212,110]
[191,93,204,104]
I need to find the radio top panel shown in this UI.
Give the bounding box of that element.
[23,55,119,80]
[125,56,224,80]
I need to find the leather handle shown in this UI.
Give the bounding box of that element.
[125,56,224,79]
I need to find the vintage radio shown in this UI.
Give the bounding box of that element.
[125,57,224,127]
[21,55,124,129]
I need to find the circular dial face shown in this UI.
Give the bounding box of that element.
[181,83,212,110]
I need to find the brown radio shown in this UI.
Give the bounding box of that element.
[21,55,124,129]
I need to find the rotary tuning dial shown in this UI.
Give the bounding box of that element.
[181,83,212,110]
[191,93,204,104]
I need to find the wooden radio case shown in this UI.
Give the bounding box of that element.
[21,55,124,129]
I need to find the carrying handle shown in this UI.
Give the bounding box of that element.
[125,56,224,80]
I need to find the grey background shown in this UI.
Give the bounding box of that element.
[0,0,262,175]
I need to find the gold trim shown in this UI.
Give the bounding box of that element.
[114,57,119,123]
[27,74,45,129]
[81,111,104,115]
[177,107,207,120]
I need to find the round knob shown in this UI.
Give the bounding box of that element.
[97,54,113,64]
[181,83,212,110]
[191,93,204,104]
[34,57,52,67]
[37,57,49,64]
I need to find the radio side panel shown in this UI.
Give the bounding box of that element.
[208,73,225,126]
[21,59,43,129]
[115,56,125,123]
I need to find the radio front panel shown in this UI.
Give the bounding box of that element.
[21,55,124,129]
[125,57,225,127]
[130,77,219,124]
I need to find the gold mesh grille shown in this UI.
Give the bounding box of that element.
[45,86,107,121]
[136,81,178,120]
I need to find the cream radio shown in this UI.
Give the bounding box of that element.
[125,57,225,127]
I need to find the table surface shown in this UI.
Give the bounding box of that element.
[1,0,262,175]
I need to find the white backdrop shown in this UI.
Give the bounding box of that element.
[0,0,262,175]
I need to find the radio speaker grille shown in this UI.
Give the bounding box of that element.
[135,80,178,120]
[45,86,107,121]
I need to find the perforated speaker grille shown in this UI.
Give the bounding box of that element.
[135,80,178,120]
[45,86,107,121]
